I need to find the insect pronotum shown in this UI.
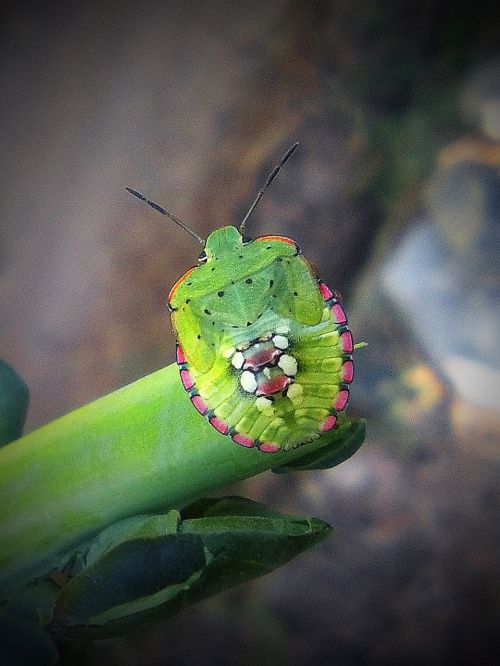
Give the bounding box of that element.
[127,143,356,453]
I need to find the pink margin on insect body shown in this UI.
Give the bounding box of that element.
[340,331,353,353]
[180,369,194,390]
[232,433,254,447]
[334,389,349,411]
[258,442,281,453]
[331,303,347,325]
[342,360,354,383]
[319,282,334,300]
[191,394,208,414]
[320,414,337,431]
[209,416,229,434]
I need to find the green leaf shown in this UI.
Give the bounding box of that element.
[84,511,182,567]
[272,419,366,472]
[180,495,285,520]
[50,498,331,639]
[51,533,206,635]
[0,360,29,447]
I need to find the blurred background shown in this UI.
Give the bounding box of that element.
[1,1,499,664]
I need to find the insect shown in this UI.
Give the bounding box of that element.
[127,144,356,453]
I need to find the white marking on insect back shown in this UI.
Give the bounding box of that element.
[278,354,298,376]
[263,367,271,378]
[255,396,273,412]
[273,334,289,349]
[231,351,245,369]
[240,370,258,393]
[275,324,290,334]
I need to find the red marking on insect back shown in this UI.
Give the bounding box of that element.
[244,347,281,370]
[334,388,349,411]
[180,369,195,390]
[342,360,354,383]
[319,282,334,301]
[176,345,186,364]
[232,433,255,448]
[331,303,347,325]
[258,441,280,453]
[340,330,353,353]
[256,375,290,396]
[168,266,196,304]
[209,416,229,435]
[320,414,337,432]
[191,395,208,415]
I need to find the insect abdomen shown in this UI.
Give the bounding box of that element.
[174,278,353,453]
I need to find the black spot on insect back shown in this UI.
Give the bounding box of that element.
[204,309,211,315]
[245,278,252,284]
[218,291,224,297]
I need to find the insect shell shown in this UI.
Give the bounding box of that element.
[168,226,354,453]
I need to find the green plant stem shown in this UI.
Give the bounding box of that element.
[0,363,331,595]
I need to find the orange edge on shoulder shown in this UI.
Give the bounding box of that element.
[168,266,197,304]
[254,235,298,247]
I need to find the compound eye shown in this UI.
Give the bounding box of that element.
[198,250,207,263]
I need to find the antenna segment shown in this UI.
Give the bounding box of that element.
[239,142,299,236]
[125,187,205,245]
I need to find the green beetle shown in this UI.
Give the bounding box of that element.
[127,144,356,453]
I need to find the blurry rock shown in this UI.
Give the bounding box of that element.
[352,62,500,437]
[380,137,500,419]
[381,214,499,413]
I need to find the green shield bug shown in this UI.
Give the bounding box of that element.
[127,144,356,453]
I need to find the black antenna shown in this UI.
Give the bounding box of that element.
[239,142,299,236]
[125,187,205,245]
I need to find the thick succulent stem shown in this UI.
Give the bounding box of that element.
[0,363,332,595]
